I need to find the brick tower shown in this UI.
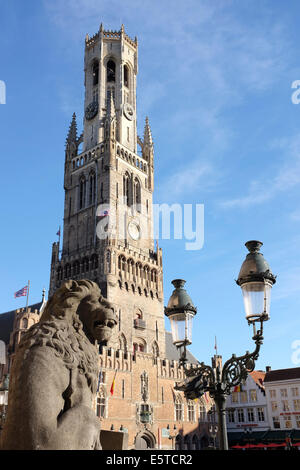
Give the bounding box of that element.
[48,25,207,450]
[49,24,165,357]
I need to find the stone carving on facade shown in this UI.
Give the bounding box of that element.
[0,280,117,450]
[141,370,149,402]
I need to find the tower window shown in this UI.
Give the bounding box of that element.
[124,64,129,88]
[89,172,96,205]
[79,176,86,209]
[92,61,99,86]
[134,178,141,212]
[107,60,116,82]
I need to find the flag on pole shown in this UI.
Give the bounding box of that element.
[233,384,242,392]
[110,370,117,396]
[56,228,61,237]
[214,336,217,354]
[14,285,28,298]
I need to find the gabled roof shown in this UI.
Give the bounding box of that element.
[165,331,199,364]
[250,370,266,390]
[264,367,300,383]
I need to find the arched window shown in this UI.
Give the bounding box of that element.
[188,401,196,422]
[134,178,141,211]
[89,172,96,205]
[22,318,28,329]
[91,254,98,270]
[96,390,106,418]
[175,396,183,422]
[92,61,99,86]
[79,176,86,209]
[107,60,116,82]
[124,64,129,88]
[123,173,130,206]
[56,266,62,282]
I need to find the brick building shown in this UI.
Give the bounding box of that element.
[0,25,213,450]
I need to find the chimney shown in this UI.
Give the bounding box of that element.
[266,366,271,372]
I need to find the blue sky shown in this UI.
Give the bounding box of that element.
[1,0,300,371]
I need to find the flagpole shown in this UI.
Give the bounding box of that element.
[26,280,30,309]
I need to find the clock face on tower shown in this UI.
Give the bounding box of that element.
[85,101,98,120]
[123,103,135,121]
[128,221,140,240]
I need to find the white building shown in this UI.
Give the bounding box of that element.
[264,367,300,431]
[226,371,269,433]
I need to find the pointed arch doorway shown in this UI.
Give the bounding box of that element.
[135,430,156,450]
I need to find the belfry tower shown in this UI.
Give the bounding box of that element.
[49,24,165,357]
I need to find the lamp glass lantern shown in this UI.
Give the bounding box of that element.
[237,241,276,323]
[165,279,197,347]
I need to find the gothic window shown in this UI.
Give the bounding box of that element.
[134,178,141,212]
[123,173,130,206]
[96,391,106,419]
[92,61,99,87]
[64,264,71,278]
[21,318,28,329]
[118,333,127,352]
[188,401,196,422]
[124,64,129,88]
[89,172,96,205]
[79,176,86,209]
[152,342,159,358]
[91,254,98,270]
[56,266,62,282]
[119,255,126,271]
[175,396,184,422]
[107,60,116,82]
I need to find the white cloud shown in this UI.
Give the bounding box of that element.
[220,134,300,209]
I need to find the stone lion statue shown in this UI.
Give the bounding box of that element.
[0,280,117,450]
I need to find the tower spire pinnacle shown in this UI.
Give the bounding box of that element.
[144,116,153,147]
[66,112,78,144]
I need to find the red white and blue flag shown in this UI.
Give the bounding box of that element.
[14,285,28,298]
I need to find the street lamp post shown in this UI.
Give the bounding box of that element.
[167,424,177,450]
[165,241,276,451]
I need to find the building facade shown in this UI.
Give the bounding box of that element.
[264,367,300,432]
[226,371,269,434]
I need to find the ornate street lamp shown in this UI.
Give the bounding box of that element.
[165,241,276,451]
[164,279,197,366]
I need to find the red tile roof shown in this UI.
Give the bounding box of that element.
[250,370,266,390]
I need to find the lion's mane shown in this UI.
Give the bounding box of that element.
[17,280,102,393]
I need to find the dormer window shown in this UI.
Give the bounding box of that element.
[107,60,116,82]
